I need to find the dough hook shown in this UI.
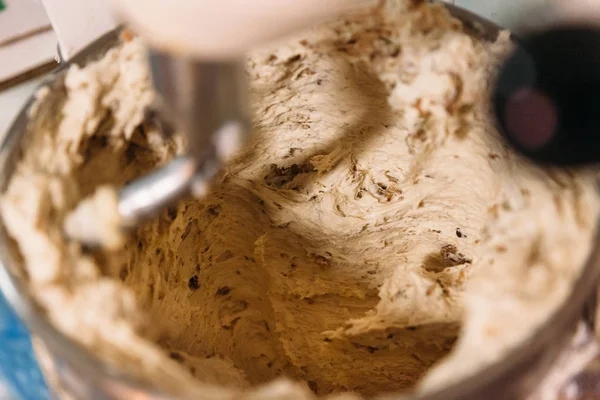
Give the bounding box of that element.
[117,50,250,229]
[63,50,250,248]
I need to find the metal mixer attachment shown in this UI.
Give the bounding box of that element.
[117,50,250,230]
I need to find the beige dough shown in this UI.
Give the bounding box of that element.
[2,2,599,399]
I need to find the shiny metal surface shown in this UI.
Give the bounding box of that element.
[112,51,250,231]
[118,156,197,229]
[0,4,598,400]
[149,52,249,160]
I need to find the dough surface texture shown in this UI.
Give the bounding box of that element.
[2,3,599,399]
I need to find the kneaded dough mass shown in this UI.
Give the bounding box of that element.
[3,2,600,399]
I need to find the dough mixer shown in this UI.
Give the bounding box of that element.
[117,55,249,229]
[65,0,378,246]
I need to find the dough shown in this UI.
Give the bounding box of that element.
[2,2,599,399]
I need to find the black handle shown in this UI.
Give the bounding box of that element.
[493,26,600,167]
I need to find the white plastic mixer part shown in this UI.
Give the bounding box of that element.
[109,0,378,60]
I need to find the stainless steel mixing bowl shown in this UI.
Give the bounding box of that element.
[1,4,599,400]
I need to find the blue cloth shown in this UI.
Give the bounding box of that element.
[0,291,49,400]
